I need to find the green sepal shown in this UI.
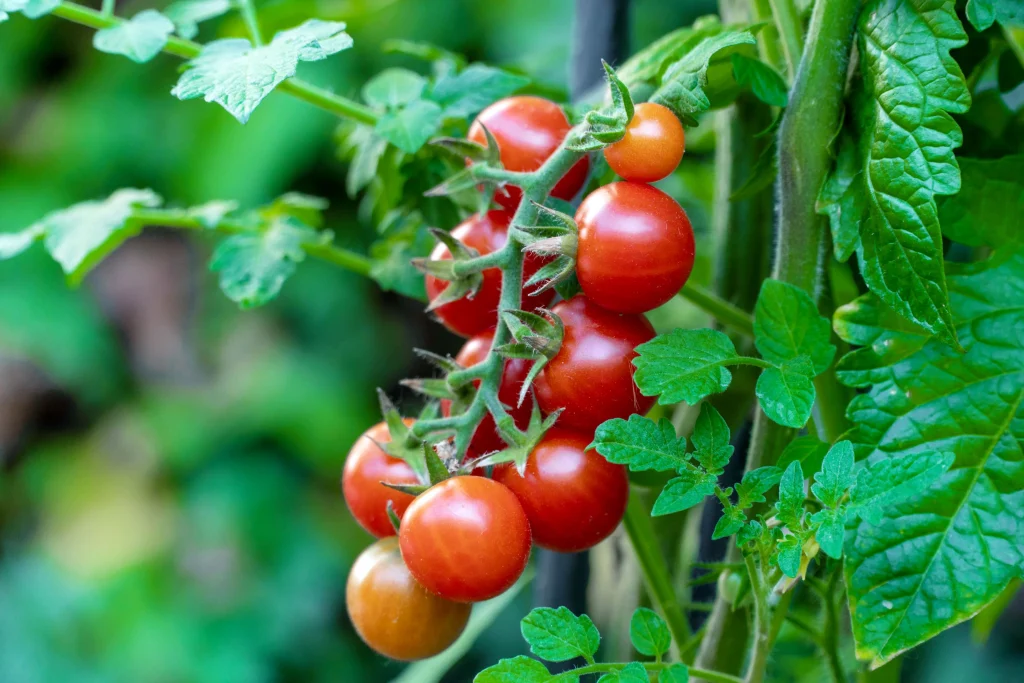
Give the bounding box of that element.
[566,61,634,151]
[382,482,430,497]
[375,388,429,484]
[429,136,490,162]
[501,308,565,406]
[385,500,403,534]
[424,443,452,485]
[470,400,561,475]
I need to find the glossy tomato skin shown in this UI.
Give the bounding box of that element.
[346,537,471,660]
[468,96,590,210]
[575,182,695,314]
[342,420,419,538]
[441,330,533,456]
[399,476,531,602]
[603,102,685,182]
[424,210,555,337]
[493,428,628,552]
[535,296,656,432]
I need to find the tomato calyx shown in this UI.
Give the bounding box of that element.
[463,399,561,476]
[400,348,477,414]
[412,228,487,310]
[375,389,456,488]
[513,201,579,295]
[494,308,564,407]
[566,61,635,152]
[426,125,516,210]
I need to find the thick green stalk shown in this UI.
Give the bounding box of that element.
[623,491,692,650]
[767,0,805,79]
[50,2,378,125]
[823,575,846,683]
[742,555,772,683]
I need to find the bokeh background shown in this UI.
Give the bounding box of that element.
[0,1,1021,682]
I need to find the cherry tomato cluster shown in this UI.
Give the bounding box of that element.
[344,96,693,661]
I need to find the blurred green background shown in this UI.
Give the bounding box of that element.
[0,1,1021,682]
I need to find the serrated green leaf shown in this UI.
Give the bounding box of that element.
[775,534,803,578]
[164,0,231,40]
[629,608,671,657]
[598,662,648,683]
[755,356,816,428]
[691,403,733,473]
[36,188,162,283]
[473,656,554,683]
[754,280,836,375]
[172,20,352,123]
[92,10,174,63]
[0,224,44,260]
[261,192,329,227]
[521,607,600,662]
[812,441,855,508]
[967,0,1024,30]
[937,156,1024,249]
[777,460,805,523]
[210,217,321,308]
[634,329,740,405]
[730,53,788,107]
[712,504,746,540]
[653,470,718,516]
[617,16,723,88]
[844,0,971,348]
[810,506,847,559]
[187,200,238,228]
[651,29,756,126]
[345,127,389,197]
[836,247,1024,667]
[776,436,830,475]
[0,0,58,19]
[375,99,443,153]
[736,466,783,509]
[431,64,529,118]
[591,415,689,473]
[737,520,764,546]
[659,664,690,683]
[848,451,955,524]
[816,131,865,262]
[369,216,432,300]
[362,68,426,109]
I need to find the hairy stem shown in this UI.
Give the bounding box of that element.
[50,2,379,125]
[742,554,771,683]
[823,570,846,683]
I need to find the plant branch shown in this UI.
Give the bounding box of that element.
[742,554,771,683]
[557,662,743,683]
[50,2,379,125]
[100,0,114,16]
[678,283,755,338]
[236,0,264,46]
[823,569,847,683]
[767,0,805,80]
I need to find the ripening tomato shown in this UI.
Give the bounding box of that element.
[534,296,656,432]
[468,96,590,210]
[342,420,419,538]
[424,210,556,337]
[493,428,628,552]
[575,182,695,314]
[603,102,685,182]
[346,537,471,660]
[399,476,531,602]
[440,330,533,457]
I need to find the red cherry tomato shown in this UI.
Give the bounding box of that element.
[535,296,656,432]
[346,537,471,660]
[575,181,695,314]
[603,102,685,182]
[399,476,531,602]
[440,330,533,457]
[342,420,418,538]
[424,210,555,338]
[493,428,628,552]
[468,96,590,210]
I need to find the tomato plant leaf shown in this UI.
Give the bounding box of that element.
[811,441,855,509]
[430,64,529,118]
[629,607,671,657]
[776,436,829,474]
[473,656,554,683]
[210,216,324,308]
[754,279,836,375]
[651,29,756,126]
[658,664,690,683]
[736,466,783,509]
[937,155,1024,249]
[712,503,746,540]
[966,0,1024,30]
[835,247,1024,667]
[92,10,174,63]
[729,139,777,202]
[848,451,955,524]
[730,53,788,107]
[755,356,816,428]
[690,403,733,474]
[172,20,353,123]
[0,224,44,260]
[375,99,443,153]
[591,415,689,473]
[164,0,232,40]
[634,329,740,405]
[810,507,847,559]
[816,130,865,262]
[776,461,805,526]
[653,470,718,516]
[598,663,648,683]
[520,606,600,662]
[0,0,57,20]
[775,534,804,579]
[362,68,426,110]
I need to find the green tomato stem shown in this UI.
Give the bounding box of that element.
[100,0,114,16]
[678,283,755,338]
[50,2,378,126]
[766,0,805,80]
[236,0,264,47]
[555,662,743,683]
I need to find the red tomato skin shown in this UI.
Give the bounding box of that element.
[493,428,628,552]
[342,420,418,539]
[575,182,695,314]
[346,537,471,661]
[534,296,656,432]
[424,210,555,338]
[441,331,533,456]
[399,476,531,603]
[603,102,685,182]
[468,96,590,210]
